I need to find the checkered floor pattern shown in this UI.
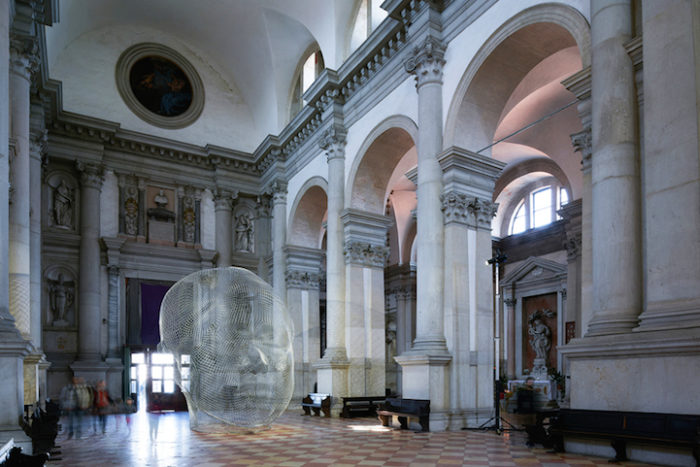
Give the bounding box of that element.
[47,410,660,466]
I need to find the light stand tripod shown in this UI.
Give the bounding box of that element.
[463,250,518,435]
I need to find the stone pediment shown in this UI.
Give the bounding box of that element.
[501,256,566,287]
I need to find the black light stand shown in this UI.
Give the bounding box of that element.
[463,250,518,435]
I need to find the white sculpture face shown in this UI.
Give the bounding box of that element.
[159,267,294,432]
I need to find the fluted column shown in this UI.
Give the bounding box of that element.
[8,34,37,340]
[404,35,448,353]
[587,0,641,335]
[270,180,287,302]
[76,162,104,362]
[214,188,234,267]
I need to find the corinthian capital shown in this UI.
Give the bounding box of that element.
[213,187,236,210]
[404,34,446,88]
[269,179,288,205]
[76,161,104,190]
[29,129,48,160]
[344,241,389,268]
[441,191,471,225]
[571,128,592,172]
[318,126,347,161]
[467,197,498,230]
[10,34,39,80]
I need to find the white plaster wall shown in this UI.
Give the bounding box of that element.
[48,25,260,151]
[286,151,327,222]
[200,189,215,250]
[100,169,119,237]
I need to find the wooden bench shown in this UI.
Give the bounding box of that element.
[550,408,700,465]
[301,393,331,417]
[341,396,389,418]
[377,397,430,432]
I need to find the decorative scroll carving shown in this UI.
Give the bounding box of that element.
[404,35,446,88]
[344,241,389,268]
[318,126,346,161]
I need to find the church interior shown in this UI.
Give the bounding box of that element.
[1,0,699,465]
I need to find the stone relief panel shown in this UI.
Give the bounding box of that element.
[45,171,78,231]
[44,266,77,328]
[180,186,198,244]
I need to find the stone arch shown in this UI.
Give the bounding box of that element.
[346,115,418,213]
[444,3,590,152]
[288,176,328,249]
[494,156,571,201]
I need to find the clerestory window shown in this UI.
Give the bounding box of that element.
[509,185,569,235]
[290,49,324,118]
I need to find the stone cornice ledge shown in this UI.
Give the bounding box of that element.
[559,327,700,360]
[312,360,351,370]
[394,353,452,366]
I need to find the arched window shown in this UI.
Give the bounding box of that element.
[508,184,570,236]
[349,0,388,54]
[290,49,325,118]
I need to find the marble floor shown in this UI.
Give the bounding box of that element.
[47,410,660,467]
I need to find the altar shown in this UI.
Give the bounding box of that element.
[504,379,555,412]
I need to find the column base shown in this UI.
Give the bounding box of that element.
[0,327,33,454]
[395,352,451,424]
[410,336,450,355]
[105,358,124,400]
[636,297,700,331]
[584,311,640,336]
[70,359,108,385]
[23,352,45,406]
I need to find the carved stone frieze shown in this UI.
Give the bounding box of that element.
[344,241,389,268]
[286,270,321,290]
[404,34,446,88]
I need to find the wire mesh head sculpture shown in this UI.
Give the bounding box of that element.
[159,267,294,432]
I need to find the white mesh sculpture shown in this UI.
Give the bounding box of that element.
[159,267,294,432]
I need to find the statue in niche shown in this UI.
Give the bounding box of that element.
[235,212,254,252]
[53,179,73,228]
[154,189,168,208]
[147,188,175,222]
[123,186,139,236]
[49,273,74,326]
[528,313,552,361]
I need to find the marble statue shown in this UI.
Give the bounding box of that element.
[49,273,73,326]
[528,316,551,361]
[53,179,73,228]
[235,212,254,252]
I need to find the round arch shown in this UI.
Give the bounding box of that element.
[345,114,418,213]
[288,176,328,249]
[444,3,591,152]
[494,156,571,201]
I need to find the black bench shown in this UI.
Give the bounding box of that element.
[341,396,389,418]
[377,397,430,432]
[550,408,700,465]
[301,393,331,417]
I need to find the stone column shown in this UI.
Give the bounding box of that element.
[270,181,287,303]
[214,188,234,267]
[403,35,448,354]
[314,127,349,407]
[342,209,391,397]
[73,162,106,378]
[8,33,37,341]
[637,0,700,329]
[438,148,503,429]
[285,246,323,399]
[563,68,593,337]
[0,3,33,449]
[586,0,641,335]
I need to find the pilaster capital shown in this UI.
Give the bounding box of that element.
[504,297,517,307]
[404,34,446,88]
[256,194,273,217]
[285,270,321,290]
[268,179,288,205]
[470,197,498,230]
[213,187,236,210]
[76,161,104,190]
[571,128,592,172]
[9,33,39,80]
[29,129,48,161]
[440,191,471,225]
[344,240,389,268]
[560,288,568,301]
[319,126,347,161]
[564,232,582,261]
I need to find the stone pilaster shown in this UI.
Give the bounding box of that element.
[213,187,235,267]
[559,200,582,339]
[285,246,324,400]
[503,297,517,379]
[587,0,641,336]
[314,126,349,409]
[437,147,503,429]
[342,209,391,397]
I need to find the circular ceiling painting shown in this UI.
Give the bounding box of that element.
[116,43,204,129]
